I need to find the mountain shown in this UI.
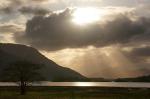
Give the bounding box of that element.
[0,43,86,81]
[115,75,150,82]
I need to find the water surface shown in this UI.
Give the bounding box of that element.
[1,82,150,88]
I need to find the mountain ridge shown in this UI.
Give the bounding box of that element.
[0,43,86,81]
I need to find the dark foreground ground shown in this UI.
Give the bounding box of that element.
[0,86,150,99]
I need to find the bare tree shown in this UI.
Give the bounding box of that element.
[1,61,44,95]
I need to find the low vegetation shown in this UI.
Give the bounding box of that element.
[0,86,150,99]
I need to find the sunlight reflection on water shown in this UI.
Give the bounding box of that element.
[42,82,150,88]
[1,82,150,88]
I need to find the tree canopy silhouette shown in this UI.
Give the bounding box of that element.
[1,61,44,95]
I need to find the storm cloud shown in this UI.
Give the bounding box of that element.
[15,9,150,51]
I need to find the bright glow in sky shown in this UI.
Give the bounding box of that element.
[72,7,103,25]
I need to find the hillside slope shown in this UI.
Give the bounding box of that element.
[0,43,86,81]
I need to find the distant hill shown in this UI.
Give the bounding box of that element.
[115,75,150,82]
[87,78,112,82]
[0,43,86,81]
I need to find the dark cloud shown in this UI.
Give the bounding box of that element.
[121,46,150,65]
[129,46,150,58]
[19,6,50,15]
[15,9,150,51]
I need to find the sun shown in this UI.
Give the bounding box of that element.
[72,7,102,25]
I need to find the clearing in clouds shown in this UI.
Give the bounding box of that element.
[72,7,104,25]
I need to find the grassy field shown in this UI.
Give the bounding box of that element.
[0,86,150,99]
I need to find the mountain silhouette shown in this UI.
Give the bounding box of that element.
[0,43,86,81]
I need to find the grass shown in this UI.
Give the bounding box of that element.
[0,86,150,99]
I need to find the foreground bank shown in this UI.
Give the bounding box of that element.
[0,86,150,99]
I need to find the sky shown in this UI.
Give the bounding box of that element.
[0,0,150,78]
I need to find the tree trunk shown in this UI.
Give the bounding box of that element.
[20,81,26,95]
